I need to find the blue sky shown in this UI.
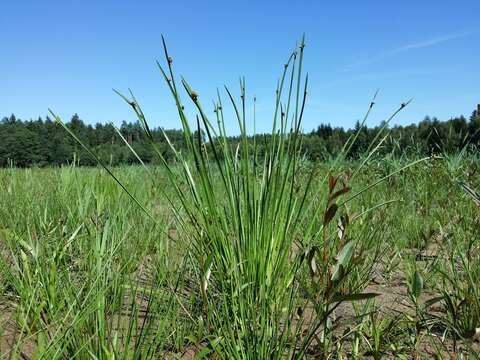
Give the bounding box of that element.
[1,0,479,133]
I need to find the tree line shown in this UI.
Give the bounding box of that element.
[0,108,479,167]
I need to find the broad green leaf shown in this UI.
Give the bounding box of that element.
[332,241,356,282]
[412,270,423,299]
[331,292,379,303]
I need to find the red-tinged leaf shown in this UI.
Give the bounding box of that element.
[328,174,339,193]
[324,203,338,226]
[331,186,351,201]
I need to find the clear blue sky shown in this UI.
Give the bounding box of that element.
[1,0,479,133]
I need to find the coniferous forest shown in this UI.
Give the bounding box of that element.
[1,108,479,167]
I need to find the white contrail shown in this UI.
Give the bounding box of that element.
[388,31,473,54]
[345,30,476,70]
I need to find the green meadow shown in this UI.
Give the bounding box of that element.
[1,40,480,359]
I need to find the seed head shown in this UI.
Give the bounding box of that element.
[167,56,173,64]
[190,91,199,101]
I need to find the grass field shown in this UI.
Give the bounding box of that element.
[0,154,479,359]
[1,40,480,359]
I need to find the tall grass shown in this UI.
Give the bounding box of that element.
[0,168,178,358]
[81,37,413,358]
[1,156,479,358]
